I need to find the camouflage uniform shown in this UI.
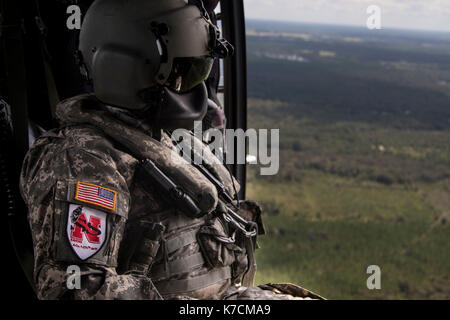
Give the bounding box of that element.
[20,94,322,300]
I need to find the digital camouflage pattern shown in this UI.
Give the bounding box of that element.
[20,94,322,300]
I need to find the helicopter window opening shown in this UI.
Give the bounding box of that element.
[219,59,224,88]
[214,2,221,15]
[214,2,224,106]
[156,39,163,56]
[217,58,225,106]
[217,92,224,107]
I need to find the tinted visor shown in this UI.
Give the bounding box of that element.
[166,56,214,93]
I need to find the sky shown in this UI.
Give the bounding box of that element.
[244,0,450,32]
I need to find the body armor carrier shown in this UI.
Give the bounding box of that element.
[56,94,264,298]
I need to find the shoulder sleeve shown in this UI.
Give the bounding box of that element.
[20,133,161,300]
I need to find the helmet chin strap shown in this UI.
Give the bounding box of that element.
[139,82,208,131]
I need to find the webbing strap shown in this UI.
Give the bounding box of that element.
[151,252,205,279]
[242,237,256,287]
[165,230,198,254]
[41,46,60,119]
[34,2,60,119]
[155,267,231,295]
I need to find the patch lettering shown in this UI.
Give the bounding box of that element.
[75,181,117,211]
[67,204,107,260]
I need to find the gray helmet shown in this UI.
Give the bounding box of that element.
[79,0,232,117]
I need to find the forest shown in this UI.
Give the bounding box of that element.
[244,19,450,299]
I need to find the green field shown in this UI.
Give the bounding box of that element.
[249,169,449,299]
[245,20,450,299]
[247,98,450,299]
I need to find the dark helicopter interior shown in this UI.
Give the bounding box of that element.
[1,0,247,299]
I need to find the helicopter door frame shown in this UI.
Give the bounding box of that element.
[220,0,248,199]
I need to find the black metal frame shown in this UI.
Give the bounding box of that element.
[220,0,247,199]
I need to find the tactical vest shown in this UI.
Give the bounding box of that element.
[55,94,265,299]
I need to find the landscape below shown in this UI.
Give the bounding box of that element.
[244,19,450,299]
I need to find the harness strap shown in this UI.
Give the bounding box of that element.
[154,266,231,295]
[40,43,60,119]
[34,1,60,119]
[241,237,256,287]
[151,252,205,279]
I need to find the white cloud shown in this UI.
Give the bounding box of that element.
[244,0,450,32]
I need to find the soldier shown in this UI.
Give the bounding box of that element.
[20,0,322,300]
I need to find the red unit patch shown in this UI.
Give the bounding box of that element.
[67,204,107,260]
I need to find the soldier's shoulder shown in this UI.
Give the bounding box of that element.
[20,125,136,203]
[31,124,110,153]
[24,125,112,171]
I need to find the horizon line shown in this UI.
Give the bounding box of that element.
[245,17,450,35]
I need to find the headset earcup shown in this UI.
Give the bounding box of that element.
[92,45,156,109]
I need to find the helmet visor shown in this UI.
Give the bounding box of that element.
[166,56,214,93]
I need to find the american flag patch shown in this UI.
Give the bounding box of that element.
[75,181,117,211]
